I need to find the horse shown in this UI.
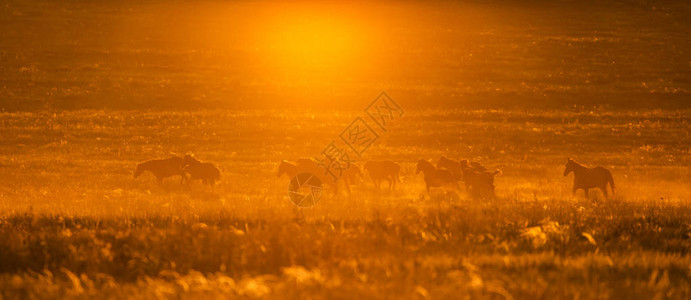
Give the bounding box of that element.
[416,159,459,192]
[459,159,488,172]
[363,160,401,190]
[458,159,492,190]
[134,156,186,184]
[308,155,363,194]
[183,155,221,189]
[277,160,301,179]
[277,158,338,191]
[278,159,323,179]
[460,166,501,198]
[563,158,615,198]
[341,163,364,193]
[436,156,463,180]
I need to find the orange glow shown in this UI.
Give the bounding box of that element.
[257,6,371,78]
[266,16,358,68]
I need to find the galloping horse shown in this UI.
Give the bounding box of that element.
[364,160,401,190]
[436,156,463,180]
[457,160,500,198]
[277,159,326,180]
[278,158,356,192]
[183,155,221,189]
[416,159,459,192]
[563,158,615,198]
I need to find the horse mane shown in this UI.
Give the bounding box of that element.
[568,158,585,166]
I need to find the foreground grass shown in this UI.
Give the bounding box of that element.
[0,198,689,299]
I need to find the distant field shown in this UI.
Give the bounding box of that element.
[0,109,688,298]
[1,0,690,110]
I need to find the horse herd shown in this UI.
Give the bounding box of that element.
[135,155,615,199]
[278,156,503,198]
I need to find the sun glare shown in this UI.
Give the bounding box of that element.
[259,8,368,77]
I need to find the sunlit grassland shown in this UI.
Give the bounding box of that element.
[1,0,689,298]
[0,109,688,299]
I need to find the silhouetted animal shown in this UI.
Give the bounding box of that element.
[309,155,362,193]
[563,158,615,198]
[436,156,463,180]
[341,163,364,193]
[183,155,221,189]
[458,159,492,191]
[364,160,401,190]
[134,156,185,184]
[416,159,459,192]
[461,166,501,197]
[277,160,301,179]
[459,159,488,172]
[277,158,337,191]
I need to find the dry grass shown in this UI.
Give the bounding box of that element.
[0,109,689,299]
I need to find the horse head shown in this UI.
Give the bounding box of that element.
[563,158,575,176]
[416,159,432,175]
[183,154,200,168]
[134,164,143,178]
[346,164,364,184]
[277,160,289,177]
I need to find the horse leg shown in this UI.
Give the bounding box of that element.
[600,186,608,198]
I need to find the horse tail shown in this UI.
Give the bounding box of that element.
[605,170,615,196]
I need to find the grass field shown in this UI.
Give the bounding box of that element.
[1,0,690,298]
[0,109,689,299]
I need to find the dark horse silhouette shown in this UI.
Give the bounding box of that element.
[563,158,615,198]
[416,159,459,192]
[134,156,185,184]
